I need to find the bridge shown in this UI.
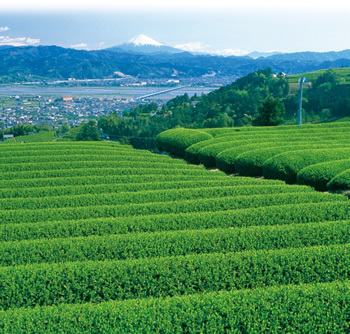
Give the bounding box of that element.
[135,86,189,100]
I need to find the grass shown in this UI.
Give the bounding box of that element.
[287,67,350,85]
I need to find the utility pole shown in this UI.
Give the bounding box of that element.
[298,76,307,125]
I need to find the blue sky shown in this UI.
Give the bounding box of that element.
[0,1,349,55]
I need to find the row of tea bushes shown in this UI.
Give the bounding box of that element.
[0,281,348,333]
[156,123,350,190]
[0,243,348,310]
[0,220,348,267]
[1,201,349,242]
[1,141,349,331]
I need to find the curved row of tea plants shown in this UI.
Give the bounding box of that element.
[0,141,349,332]
[156,122,350,190]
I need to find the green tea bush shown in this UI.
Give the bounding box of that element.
[0,177,284,198]
[1,201,348,242]
[0,220,348,266]
[155,128,212,157]
[0,281,348,333]
[297,159,350,190]
[1,192,345,225]
[0,244,347,310]
[327,169,350,190]
[235,142,349,177]
[263,147,350,183]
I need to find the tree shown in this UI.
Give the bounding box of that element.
[253,95,285,126]
[76,120,101,141]
[312,69,339,90]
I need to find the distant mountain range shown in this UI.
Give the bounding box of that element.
[246,51,282,59]
[0,35,349,83]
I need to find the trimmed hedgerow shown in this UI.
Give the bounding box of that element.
[0,220,348,267]
[0,166,219,181]
[297,159,350,191]
[0,243,347,310]
[327,169,350,190]
[0,281,348,333]
[155,128,212,157]
[0,201,348,242]
[235,143,349,177]
[0,192,345,225]
[0,178,285,199]
[0,184,313,210]
[263,147,350,184]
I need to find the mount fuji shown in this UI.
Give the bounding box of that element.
[105,34,186,55]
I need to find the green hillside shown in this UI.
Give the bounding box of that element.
[287,67,350,84]
[3,131,56,144]
[0,140,349,331]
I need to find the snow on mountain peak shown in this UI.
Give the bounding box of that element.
[127,34,164,47]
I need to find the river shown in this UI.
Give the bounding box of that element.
[0,86,217,100]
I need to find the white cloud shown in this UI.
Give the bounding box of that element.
[175,41,249,57]
[70,43,89,50]
[0,35,40,46]
[212,49,250,57]
[96,42,105,49]
[175,42,211,54]
[0,26,10,32]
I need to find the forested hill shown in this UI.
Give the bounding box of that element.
[98,68,350,149]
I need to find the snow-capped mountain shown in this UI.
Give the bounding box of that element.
[105,34,185,55]
[127,34,164,47]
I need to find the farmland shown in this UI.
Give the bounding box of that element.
[157,122,350,192]
[0,140,349,332]
[287,67,350,85]
[3,131,56,144]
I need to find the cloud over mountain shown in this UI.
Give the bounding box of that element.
[70,43,89,50]
[0,35,40,46]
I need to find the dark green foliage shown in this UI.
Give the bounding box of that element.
[99,69,293,148]
[253,95,285,126]
[2,124,52,137]
[303,69,350,119]
[76,120,101,141]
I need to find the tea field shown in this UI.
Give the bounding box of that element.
[3,131,56,144]
[0,140,349,332]
[157,122,350,192]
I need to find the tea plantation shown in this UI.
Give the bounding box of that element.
[3,131,56,144]
[0,140,349,332]
[157,122,350,192]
